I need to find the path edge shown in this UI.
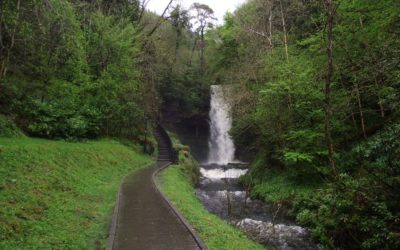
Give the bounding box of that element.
[107,162,155,250]
[153,163,208,250]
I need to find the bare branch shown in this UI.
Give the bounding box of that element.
[146,0,174,38]
[244,28,273,47]
[138,0,151,23]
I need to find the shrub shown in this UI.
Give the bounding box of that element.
[24,82,101,139]
[169,131,201,184]
[293,123,400,249]
[0,115,23,137]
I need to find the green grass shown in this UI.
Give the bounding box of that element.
[0,137,152,249]
[160,165,264,250]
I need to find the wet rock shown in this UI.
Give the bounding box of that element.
[235,218,320,250]
[196,163,320,250]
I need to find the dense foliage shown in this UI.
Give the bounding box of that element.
[203,0,400,248]
[0,0,144,139]
[142,3,212,122]
[0,115,23,137]
[0,0,215,135]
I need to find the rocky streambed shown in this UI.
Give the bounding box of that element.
[196,163,320,250]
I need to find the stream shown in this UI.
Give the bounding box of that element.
[197,163,318,249]
[166,85,319,249]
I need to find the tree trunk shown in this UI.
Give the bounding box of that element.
[354,83,367,139]
[279,0,289,62]
[351,110,358,132]
[268,0,274,50]
[189,37,198,66]
[324,0,338,177]
[0,0,21,82]
[174,30,181,64]
[200,26,205,73]
[359,16,385,118]
[146,0,173,38]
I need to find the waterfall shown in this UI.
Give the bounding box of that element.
[207,85,235,165]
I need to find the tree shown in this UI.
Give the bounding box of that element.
[323,0,338,176]
[0,0,145,139]
[169,4,191,63]
[279,0,289,62]
[146,0,174,38]
[0,0,21,83]
[190,3,216,73]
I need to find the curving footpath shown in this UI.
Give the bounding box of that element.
[108,125,206,250]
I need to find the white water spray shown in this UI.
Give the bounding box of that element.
[207,85,235,165]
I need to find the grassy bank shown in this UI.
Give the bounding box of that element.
[0,137,152,249]
[160,165,264,250]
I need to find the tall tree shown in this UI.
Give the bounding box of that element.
[146,0,174,38]
[278,0,289,62]
[0,0,21,83]
[191,3,216,73]
[169,4,191,63]
[324,0,337,176]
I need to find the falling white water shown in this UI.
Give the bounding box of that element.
[207,85,235,165]
[200,168,248,179]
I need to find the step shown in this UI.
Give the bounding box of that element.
[157,142,169,145]
[158,149,170,152]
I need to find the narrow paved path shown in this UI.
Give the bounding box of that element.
[111,126,201,250]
